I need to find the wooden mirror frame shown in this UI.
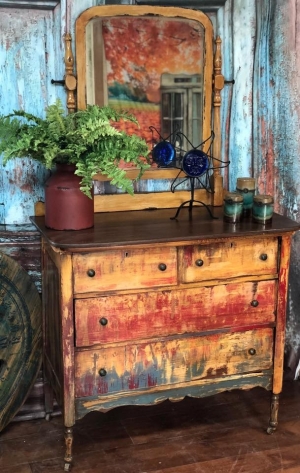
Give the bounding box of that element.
[74,5,224,212]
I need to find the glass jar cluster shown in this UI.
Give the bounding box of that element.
[223,177,274,224]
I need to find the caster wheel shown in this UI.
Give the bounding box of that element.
[45,413,51,421]
[64,462,71,471]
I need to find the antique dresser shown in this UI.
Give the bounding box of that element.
[32,207,299,470]
[32,4,300,470]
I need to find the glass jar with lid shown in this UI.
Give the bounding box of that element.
[223,192,244,223]
[252,194,274,224]
[236,177,256,217]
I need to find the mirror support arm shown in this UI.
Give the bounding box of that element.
[211,36,225,206]
[64,33,77,114]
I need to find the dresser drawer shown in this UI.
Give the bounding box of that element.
[73,247,177,294]
[75,328,273,397]
[178,237,278,283]
[75,280,276,347]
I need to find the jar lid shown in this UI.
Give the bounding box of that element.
[236,177,256,191]
[253,194,274,204]
[224,192,244,203]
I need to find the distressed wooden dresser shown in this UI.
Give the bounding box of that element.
[32,207,299,471]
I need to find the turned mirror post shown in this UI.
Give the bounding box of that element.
[64,33,77,114]
[211,35,224,205]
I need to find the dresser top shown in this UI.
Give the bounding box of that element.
[31,207,300,250]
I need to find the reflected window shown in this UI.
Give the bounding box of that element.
[161,74,202,148]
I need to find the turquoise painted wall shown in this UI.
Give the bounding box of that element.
[0,1,66,224]
[1,0,300,371]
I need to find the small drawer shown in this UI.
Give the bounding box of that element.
[73,247,177,294]
[179,237,278,283]
[75,280,276,347]
[75,328,273,397]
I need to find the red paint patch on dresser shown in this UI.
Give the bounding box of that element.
[147,374,157,387]
[128,375,139,390]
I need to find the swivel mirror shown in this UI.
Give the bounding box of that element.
[75,5,224,210]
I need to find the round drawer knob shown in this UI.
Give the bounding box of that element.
[260,254,268,261]
[251,300,259,307]
[87,269,95,277]
[99,317,108,326]
[99,368,107,377]
[158,263,167,271]
[195,259,204,267]
[248,348,256,356]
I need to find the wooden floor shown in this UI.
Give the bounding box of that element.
[1,379,300,472]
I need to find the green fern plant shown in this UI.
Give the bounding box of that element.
[0,99,150,197]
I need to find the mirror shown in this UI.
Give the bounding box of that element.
[76,5,214,161]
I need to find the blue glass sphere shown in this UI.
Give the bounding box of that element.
[152,141,175,166]
[182,149,209,177]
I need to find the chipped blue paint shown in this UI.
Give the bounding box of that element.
[225,0,256,189]
[217,0,257,190]
[75,372,273,418]
[260,0,300,369]
[1,0,299,222]
[0,4,65,225]
[267,1,300,219]
[0,0,256,224]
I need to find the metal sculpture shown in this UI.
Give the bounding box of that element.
[151,128,229,219]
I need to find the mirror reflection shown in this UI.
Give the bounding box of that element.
[85,16,205,149]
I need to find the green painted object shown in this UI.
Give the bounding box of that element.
[0,252,42,432]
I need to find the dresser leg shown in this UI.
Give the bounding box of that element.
[267,393,280,434]
[64,426,73,471]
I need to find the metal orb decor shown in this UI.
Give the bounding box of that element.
[150,128,230,219]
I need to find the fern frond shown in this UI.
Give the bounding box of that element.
[46,99,67,136]
[0,98,150,196]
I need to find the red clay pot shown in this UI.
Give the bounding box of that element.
[44,164,94,230]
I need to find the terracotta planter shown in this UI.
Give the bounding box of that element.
[44,164,94,230]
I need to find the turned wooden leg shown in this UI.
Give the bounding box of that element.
[64,426,73,471]
[267,393,280,434]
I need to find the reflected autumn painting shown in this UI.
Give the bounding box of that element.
[87,16,204,148]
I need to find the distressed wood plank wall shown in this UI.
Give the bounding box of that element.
[0,1,66,224]
[0,0,300,377]
[260,0,300,372]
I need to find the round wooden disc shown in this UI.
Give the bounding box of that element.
[0,251,42,432]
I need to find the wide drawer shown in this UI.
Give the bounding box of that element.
[178,237,278,283]
[75,328,273,397]
[75,280,276,346]
[73,247,177,294]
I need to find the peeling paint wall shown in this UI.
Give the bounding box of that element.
[0,2,66,224]
[217,0,300,371]
[267,0,300,369]
[218,0,257,184]
[1,0,300,372]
